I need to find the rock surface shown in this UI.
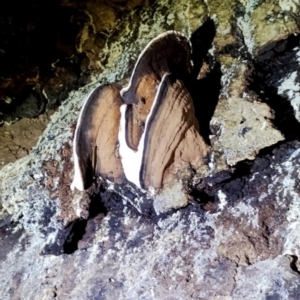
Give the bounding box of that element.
[1,0,300,299]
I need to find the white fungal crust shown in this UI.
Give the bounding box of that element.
[118,73,170,188]
[71,156,84,191]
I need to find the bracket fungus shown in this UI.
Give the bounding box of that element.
[120,31,193,151]
[71,84,124,191]
[71,31,209,210]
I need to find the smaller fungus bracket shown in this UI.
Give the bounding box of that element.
[120,31,194,151]
[71,83,124,191]
[139,73,208,190]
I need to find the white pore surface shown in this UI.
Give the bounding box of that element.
[71,151,84,191]
[118,74,169,188]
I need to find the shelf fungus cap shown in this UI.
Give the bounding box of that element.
[71,31,209,214]
[71,84,124,191]
[120,31,193,151]
[119,73,208,192]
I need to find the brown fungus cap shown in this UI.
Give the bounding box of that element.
[71,84,124,191]
[120,31,193,151]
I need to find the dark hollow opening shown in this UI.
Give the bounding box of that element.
[188,19,222,145]
[249,33,300,141]
[63,218,88,254]
[63,190,108,254]
[288,255,300,274]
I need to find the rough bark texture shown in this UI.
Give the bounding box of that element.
[1,0,300,299]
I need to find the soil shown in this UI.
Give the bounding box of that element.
[0,110,54,170]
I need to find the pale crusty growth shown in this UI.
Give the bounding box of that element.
[71,84,124,191]
[120,31,193,151]
[140,74,208,189]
